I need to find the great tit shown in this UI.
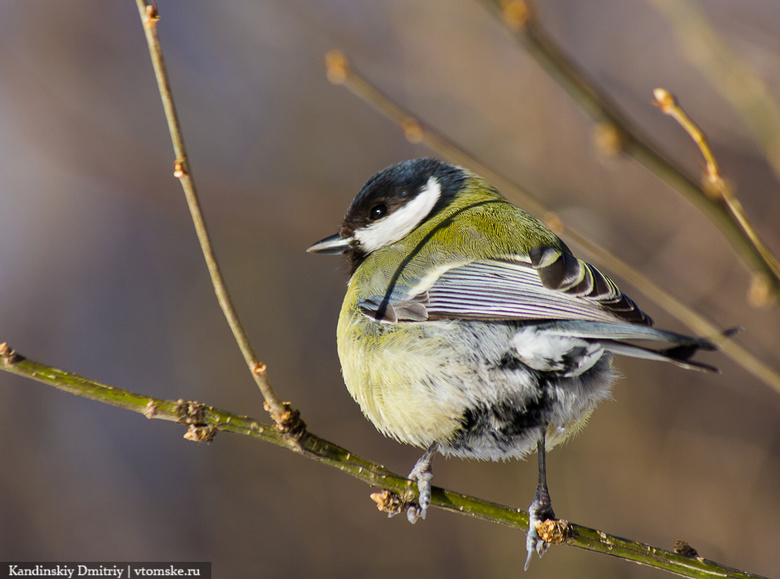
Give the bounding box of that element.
[308,158,719,567]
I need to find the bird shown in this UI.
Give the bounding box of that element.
[307,158,721,567]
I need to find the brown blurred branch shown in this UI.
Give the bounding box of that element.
[477,0,780,305]
[0,343,767,579]
[133,1,295,429]
[324,50,780,396]
[653,88,775,307]
[649,0,780,182]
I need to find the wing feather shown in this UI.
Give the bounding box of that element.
[415,255,650,325]
[355,251,720,372]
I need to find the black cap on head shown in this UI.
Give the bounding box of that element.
[308,159,468,273]
[340,158,466,239]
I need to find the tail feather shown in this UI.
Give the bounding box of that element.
[598,340,719,373]
[533,320,736,373]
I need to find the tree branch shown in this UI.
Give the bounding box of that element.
[0,343,767,579]
[477,0,780,305]
[323,50,780,396]
[133,0,295,429]
[653,88,775,307]
[648,0,780,182]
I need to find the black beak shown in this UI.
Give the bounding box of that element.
[306,233,352,255]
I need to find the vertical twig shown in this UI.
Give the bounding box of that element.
[133,1,300,433]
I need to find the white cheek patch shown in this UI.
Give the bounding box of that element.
[355,177,442,253]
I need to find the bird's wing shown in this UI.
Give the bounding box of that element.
[359,247,651,326]
[357,248,723,372]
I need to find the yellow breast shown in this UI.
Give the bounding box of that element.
[336,289,469,449]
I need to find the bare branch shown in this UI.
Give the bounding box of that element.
[0,343,767,579]
[649,0,780,182]
[653,88,775,307]
[477,0,780,305]
[133,0,294,428]
[324,50,780,396]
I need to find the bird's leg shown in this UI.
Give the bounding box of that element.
[406,443,438,524]
[525,429,556,570]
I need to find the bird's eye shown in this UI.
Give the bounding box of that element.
[369,203,388,220]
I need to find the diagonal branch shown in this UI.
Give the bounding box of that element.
[0,343,767,579]
[477,0,780,305]
[133,1,295,429]
[653,88,775,307]
[323,50,780,396]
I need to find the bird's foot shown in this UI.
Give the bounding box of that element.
[524,487,556,570]
[406,447,436,524]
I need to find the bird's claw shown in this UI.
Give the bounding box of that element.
[524,515,550,570]
[524,490,556,570]
[406,464,433,524]
[406,450,435,524]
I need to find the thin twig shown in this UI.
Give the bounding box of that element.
[0,343,767,579]
[648,0,780,182]
[324,50,780,396]
[477,0,780,305]
[653,89,775,307]
[133,1,294,429]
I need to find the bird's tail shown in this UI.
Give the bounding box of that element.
[535,321,739,373]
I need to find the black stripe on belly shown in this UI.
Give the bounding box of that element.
[445,390,550,457]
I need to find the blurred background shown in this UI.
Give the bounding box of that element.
[1,1,779,577]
